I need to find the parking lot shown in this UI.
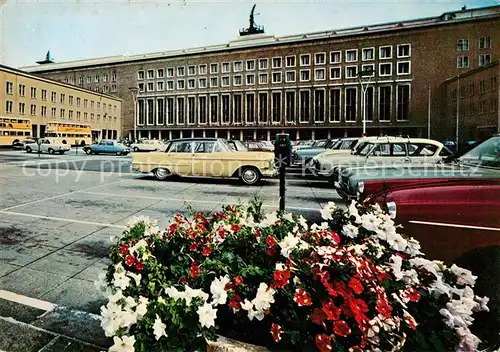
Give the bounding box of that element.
[0,148,342,315]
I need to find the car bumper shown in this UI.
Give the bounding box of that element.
[336,187,357,201]
[261,169,278,178]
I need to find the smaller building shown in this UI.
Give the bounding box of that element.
[444,60,499,143]
[0,64,122,145]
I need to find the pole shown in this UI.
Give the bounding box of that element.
[427,85,431,139]
[456,76,460,152]
[133,95,137,142]
[362,88,366,135]
[279,162,286,212]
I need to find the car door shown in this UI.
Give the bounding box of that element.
[191,141,217,176]
[365,143,408,167]
[163,140,194,176]
[105,141,115,153]
[407,143,441,164]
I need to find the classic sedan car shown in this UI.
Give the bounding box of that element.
[292,137,362,167]
[337,135,500,200]
[25,138,71,154]
[83,140,130,155]
[131,139,164,152]
[131,138,277,185]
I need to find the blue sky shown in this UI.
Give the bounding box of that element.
[0,0,497,68]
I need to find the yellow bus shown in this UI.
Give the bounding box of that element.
[44,121,92,146]
[0,117,32,146]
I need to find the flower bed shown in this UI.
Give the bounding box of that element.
[97,199,489,352]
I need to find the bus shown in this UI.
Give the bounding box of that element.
[0,117,32,146]
[44,121,92,146]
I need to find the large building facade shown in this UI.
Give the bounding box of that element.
[22,5,500,142]
[0,64,122,140]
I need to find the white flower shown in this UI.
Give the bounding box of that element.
[210,275,230,306]
[320,201,336,220]
[127,272,141,286]
[283,213,294,222]
[456,327,482,352]
[404,237,423,257]
[153,314,167,340]
[450,264,477,286]
[109,289,125,303]
[126,215,150,229]
[361,213,383,233]
[157,296,166,305]
[401,269,420,286]
[342,223,359,239]
[259,212,279,227]
[136,296,149,317]
[241,299,253,311]
[386,233,409,252]
[197,302,218,328]
[124,296,137,309]
[275,262,286,271]
[409,257,441,278]
[298,215,308,231]
[389,255,404,280]
[110,335,136,352]
[184,285,209,305]
[439,308,455,328]
[252,282,275,314]
[165,287,184,301]
[113,271,131,290]
[473,295,489,312]
[94,272,108,293]
[279,233,301,257]
[347,201,362,224]
[428,276,452,298]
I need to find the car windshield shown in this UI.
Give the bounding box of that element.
[224,140,248,152]
[458,136,500,168]
[324,140,338,149]
[334,139,358,150]
[357,143,375,156]
[312,140,328,148]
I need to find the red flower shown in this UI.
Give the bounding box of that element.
[315,334,332,352]
[120,244,129,256]
[294,288,313,307]
[326,230,341,244]
[134,261,144,271]
[254,229,262,239]
[202,246,212,257]
[376,298,393,319]
[322,301,341,321]
[231,224,241,233]
[273,270,291,289]
[189,242,198,252]
[190,262,200,279]
[266,247,276,257]
[125,255,135,266]
[348,278,364,295]
[311,308,327,326]
[233,275,244,287]
[333,320,351,337]
[270,323,283,342]
[229,294,241,309]
[225,282,234,291]
[266,236,277,248]
[406,287,421,302]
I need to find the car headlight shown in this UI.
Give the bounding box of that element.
[356,181,365,200]
[386,201,397,219]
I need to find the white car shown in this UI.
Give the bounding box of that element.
[131,139,164,152]
[25,138,71,155]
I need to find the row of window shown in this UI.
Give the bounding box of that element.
[64,73,117,85]
[136,85,410,126]
[456,37,492,52]
[86,85,118,93]
[456,54,492,68]
[137,62,411,92]
[137,45,411,80]
[452,76,498,99]
[4,101,118,123]
[454,99,498,116]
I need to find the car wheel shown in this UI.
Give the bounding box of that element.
[154,168,171,181]
[116,151,122,156]
[48,148,55,154]
[133,147,139,152]
[26,147,32,153]
[240,167,261,186]
[84,148,92,155]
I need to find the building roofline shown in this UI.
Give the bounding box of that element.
[444,60,500,83]
[0,63,122,101]
[20,5,500,74]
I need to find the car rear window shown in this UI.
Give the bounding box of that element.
[408,143,439,156]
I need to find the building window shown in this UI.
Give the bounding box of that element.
[177,80,185,90]
[246,74,255,85]
[103,86,109,93]
[68,96,73,105]
[188,79,196,89]
[345,88,357,122]
[138,71,145,80]
[30,87,37,99]
[86,76,92,84]
[199,65,207,75]
[83,112,88,121]
[199,78,207,88]
[469,82,475,95]
[210,95,218,124]
[199,96,207,124]
[234,75,242,86]
[78,77,84,85]
[76,111,81,121]
[41,106,47,117]
[379,46,392,59]
[19,84,25,96]
[365,87,374,121]
[457,39,469,52]
[166,98,174,125]
[397,44,411,58]
[246,60,255,71]
[330,51,341,64]
[479,36,491,49]
[397,61,411,75]
[177,97,185,125]
[147,82,154,91]
[271,92,281,124]
[233,94,242,124]
[246,94,255,124]
[41,89,47,100]
[210,63,218,74]
[177,67,185,76]
[167,68,174,77]
[103,74,109,83]
[90,113,94,120]
[95,75,100,83]
[76,97,81,107]
[59,108,64,118]
[315,69,326,81]
[30,104,36,115]
[91,101,94,109]
[379,87,392,122]
[300,54,310,66]
[60,94,65,104]
[188,66,196,76]
[68,110,73,120]
[457,56,469,68]
[5,101,13,113]
[379,63,392,76]
[50,107,56,118]
[83,99,88,108]
[157,81,164,91]
[272,72,282,83]
[480,80,486,94]
[329,89,341,122]
[259,74,268,84]
[222,62,230,73]
[330,67,341,80]
[111,84,117,92]
[285,91,295,123]
[479,54,491,67]
[167,81,174,90]
[221,76,230,87]
[345,50,358,62]
[286,56,296,67]
[5,81,13,94]
[285,71,296,83]
[221,95,230,124]
[300,70,310,82]
[362,48,375,61]
[112,73,117,82]
[315,53,326,65]
[188,97,196,125]
[210,77,218,88]
[258,59,268,70]
[234,61,243,72]
[314,90,325,123]
[491,76,497,91]
[346,66,358,78]
[397,85,410,121]
[361,64,375,77]
[146,70,154,79]
[258,93,267,124]
[272,57,282,69]
[157,69,165,78]
[138,83,145,92]
[299,91,310,123]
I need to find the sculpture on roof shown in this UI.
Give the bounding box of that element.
[240,4,265,36]
[36,50,55,65]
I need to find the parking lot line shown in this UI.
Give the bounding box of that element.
[0,289,56,312]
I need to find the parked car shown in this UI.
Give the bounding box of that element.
[13,138,36,150]
[292,140,314,153]
[131,138,277,185]
[131,139,164,152]
[337,135,500,201]
[245,141,274,152]
[83,140,130,155]
[292,139,338,167]
[24,138,71,154]
[311,137,450,182]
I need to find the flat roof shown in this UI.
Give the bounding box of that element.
[21,5,500,73]
[444,60,499,83]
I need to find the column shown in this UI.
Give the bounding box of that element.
[266,130,271,141]
[129,131,132,140]
[215,130,218,138]
[239,130,243,141]
[169,131,173,140]
[344,130,348,138]
[203,130,206,137]
[296,130,300,140]
[180,130,184,139]
[311,130,316,140]
[327,130,331,139]
[227,130,230,139]
[158,130,162,140]
[253,130,257,141]
[191,130,195,138]
[148,131,152,139]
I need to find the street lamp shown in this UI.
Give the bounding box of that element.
[358,67,375,135]
[128,87,139,142]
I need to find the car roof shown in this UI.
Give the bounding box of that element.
[360,137,443,146]
[167,138,220,142]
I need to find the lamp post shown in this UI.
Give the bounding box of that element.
[357,67,375,135]
[128,87,139,142]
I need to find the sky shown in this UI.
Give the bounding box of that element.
[0,0,497,68]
